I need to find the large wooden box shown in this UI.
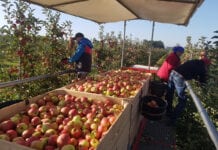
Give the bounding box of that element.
[0,88,131,150]
[124,79,150,146]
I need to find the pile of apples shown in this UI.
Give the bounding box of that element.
[68,69,149,98]
[0,92,124,150]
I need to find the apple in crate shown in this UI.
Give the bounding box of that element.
[22,128,34,139]
[47,134,58,147]
[57,133,71,148]
[6,129,18,140]
[78,139,90,150]
[61,144,75,150]
[90,138,99,149]
[31,116,41,126]
[30,139,47,150]
[16,122,28,135]
[0,120,15,132]
[0,134,10,141]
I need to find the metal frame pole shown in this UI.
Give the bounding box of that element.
[148,21,155,70]
[185,81,218,149]
[0,69,76,88]
[121,20,126,68]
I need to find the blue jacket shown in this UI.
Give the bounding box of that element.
[69,37,93,63]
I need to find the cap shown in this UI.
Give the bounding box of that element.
[73,32,84,39]
[173,46,184,53]
[201,58,211,66]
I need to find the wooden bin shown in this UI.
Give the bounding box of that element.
[0,88,131,150]
[124,78,150,146]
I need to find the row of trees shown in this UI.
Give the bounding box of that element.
[0,0,167,100]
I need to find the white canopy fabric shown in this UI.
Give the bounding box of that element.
[23,0,204,25]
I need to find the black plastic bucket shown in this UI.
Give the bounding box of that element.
[140,95,167,120]
[149,80,167,97]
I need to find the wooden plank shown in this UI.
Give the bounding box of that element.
[129,115,144,146]
[0,140,33,150]
[115,123,131,150]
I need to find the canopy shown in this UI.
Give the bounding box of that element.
[23,0,203,25]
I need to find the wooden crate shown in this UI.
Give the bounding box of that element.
[0,139,33,150]
[124,79,150,146]
[129,115,144,146]
[114,122,131,150]
[96,102,131,150]
[0,88,131,150]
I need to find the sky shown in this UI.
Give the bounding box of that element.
[0,0,218,47]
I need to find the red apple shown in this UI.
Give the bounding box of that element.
[61,106,70,116]
[64,94,72,101]
[78,139,90,150]
[108,115,116,125]
[82,108,90,116]
[43,95,52,102]
[56,114,65,124]
[22,128,34,139]
[0,120,15,132]
[31,116,41,126]
[26,136,40,146]
[28,107,39,117]
[68,109,78,118]
[78,86,84,91]
[70,127,82,139]
[13,137,28,146]
[97,124,108,134]
[47,134,58,146]
[29,103,38,109]
[69,137,78,146]
[56,133,71,148]
[6,129,18,140]
[37,98,46,106]
[86,112,95,120]
[20,115,30,124]
[49,107,59,116]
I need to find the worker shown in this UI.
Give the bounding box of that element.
[166,59,210,126]
[62,32,93,79]
[157,46,184,82]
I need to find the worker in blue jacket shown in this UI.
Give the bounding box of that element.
[65,32,93,78]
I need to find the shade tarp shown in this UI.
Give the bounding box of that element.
[23,0,203,25]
